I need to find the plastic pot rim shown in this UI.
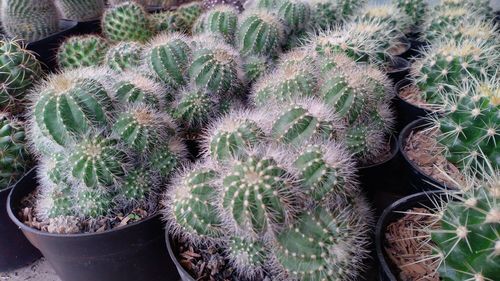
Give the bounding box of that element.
[25,19,78,45]
[386,57,410,74]
[7,169,161,239]
[165,233,196,281]
[375,190,446,281]
[394,79,435,114]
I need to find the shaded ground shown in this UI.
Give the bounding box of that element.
[1,259,59,281]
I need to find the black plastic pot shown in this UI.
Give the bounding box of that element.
[405,38,430,61]
[393,79,433,133]
[7,170,179,281]
[385,57,410,84]
[398,119,451,192]
[359,135,408,215]
[166,235,196,281]
[375,191,445,281]
[26,19,78,72]
[390,36,411,59]
[0,172,42,271]
[74,19,101,35]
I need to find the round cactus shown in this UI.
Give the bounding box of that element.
[30,68,115,146]
[237,11,285,56]
[189,41,243,94]
[113,72,166,109]
[358,3,409,33]
[121,168,154,202]
[144,33,192,89]
[309,0,338,29]
[57,35,109,69]
[0,114,30,190]
[204,109,265,162]
[0,38,42,112]
[150,137,187,177]
[393,0,428,28]
[172,2,203,33]
[102,1,153,43]
[113,104,177,152]
[226,236,267,279]
[1,0,60,42]
[203,5,239,43]
[242,55,271,83]
[277,0,311,32]
[165,162,225,244]
[55,0,105,21]
[343,121,386,164]
[172,87,219,130]
[105,41,143,72]
[75,187,113,218]
[36,180,74,219]
[435,79,499,172]
[202,0,244,12]
[220,148,300,237]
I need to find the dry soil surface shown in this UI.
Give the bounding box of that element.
[0,259,59,281]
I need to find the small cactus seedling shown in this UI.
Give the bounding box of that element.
[102,1,153,43]
[57,35,109,69]
[237,11,285,56]
[30,68,115,146]
[411,39,498,104]
[189,41,243,94]
[55,0,105,21]
[277,0,311,32]
[1,0,60,42]
[202,5,239,43]
[0,38,42,112]
[164,162,225,244]
[203,109,265,162]
[0,113,30,190]
[435,79,499,172]
[105,41,144,72]
[144,33,192,89]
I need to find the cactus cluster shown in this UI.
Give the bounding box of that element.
[55,0,105,21]
[27,67,186,222]
[102,1,153,43]
[1,0,61,42]
[57,35,109,69]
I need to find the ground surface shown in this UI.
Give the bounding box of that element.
[1,259,59,281]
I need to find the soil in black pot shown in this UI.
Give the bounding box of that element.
[403,127,464,188]
[397,83,436,112]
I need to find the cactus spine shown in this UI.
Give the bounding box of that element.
[55,0,105,21]
[105,41,143,72]
[203,5,238,43]
[57,35,109,69]
[102,1,153,43]
[237,11,285,56]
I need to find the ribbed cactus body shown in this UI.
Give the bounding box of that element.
[344,123,384,163]
[69,137,127,188]
[105,41,143,72]
[222,155,296,236]
[227,236,267,277]
[243,55,270,83]
[203,5,238,43]
[114,78,163,108]
[33,73,114,146]
[0,114,29,190]
[122,168,153,201]
[76,188,113,218]
[102,1,153,43]
[202,0,244,12]
[437,82,499,171]
[277,0,311,31]
[113,105,176,152]
[55,0,105,21]
[237,11,285,56]
[169,167,224,242]
[189,43,242,94]
[57,35,109,69]
[173,2,203,33]
[173,88,217,129]
[150,139,186,177]
[145,34,191,89]
[0,39,41,111]
[43,183,73,218]
[309,0,337,30]
[393,0,428,28]
[1,0,60,42]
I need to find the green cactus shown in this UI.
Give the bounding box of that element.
[102,1,153,43]
[121,168,154,202]
[277,0,311,32]
[309,0,338,30]
[237,11,285,56]
[242,55,271,83]
[411,39,498,104]
[57,35,109,69]
[36,181,74,219]
[173,2,203,33]
[393,0,428,29]
[335,0,366,21]
[0,114,30,190]
[202,5,238,43]
[150,137,186,177]
[221,151,298,236]
[31,68,115,146]
[202,0,244,12]
[204,110,265,161]
[69,136,128,188]
[76,187,113,218]
[440,20,499,45]
[189,42,243,94]
[227,236,267,278]
[144,33,192,89]
[105,41,143,72]
[1,0,60,42]
[343,121,386,164]
[423,7,471,41]
[0,38,42,112]
[166,164,225,243]
[55,0,105,21]
[113,104,177,152]
[435,80,499,172]
[113,73,166,109]
[358,3,409,33]
[172,87,218,130]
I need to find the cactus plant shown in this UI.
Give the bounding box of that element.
[237,11,285,56]
[1,0,60,42]
[242,55,271,83]
[411,39,498,104]
[201,5,238,43]
[143,33,192,89]
[55,0,105,21]
[0,38,42,112]
[393,0,428,29]
[202,0,244,12]
[434,79,499,172]
[0,113,30,190]
[276,0,311,32]
[173,2,203,33]
[172,87,219,130]
[105,41,144,72]
[30,67,115,146]
[357,3,409,33]
[113,72,166,109]
[57,35,109,69]
[102,1,153,43]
